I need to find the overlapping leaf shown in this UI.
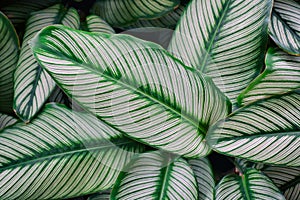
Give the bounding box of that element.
[263,166,300,200]
[111,151,198,199]
[0,12,19,114]
[168,0,272,104]
[1,0,61,30]
[88,190,111,200]
[0,113,18,130]
[269,0,300,55]
[207,91,300,166]
[124,5,185,29]
[81,15,115,34]
[0,103,145,199]
[216,168,285,200]
[91,0,180,26]
[13,4,80,122]
[238,48,300,105]
[32,25,231,158]
[188,158,215,200]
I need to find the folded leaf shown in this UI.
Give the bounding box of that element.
[0,12,19,113]
[216,168,285,200]
[207,91,300,166]
[111,151,198,200]
[0,113,18,130]
[91,0,180,26]
[168,0,272,104]
[263,166,300,200]
[188,158,215,200]
[269,0,300,55]
[0,103,145,199]
[81,15,115,34]
[32,25,231,158]
[13,4,80,122]
[238,48,300,105]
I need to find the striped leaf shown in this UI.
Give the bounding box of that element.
[168,0,272,104]
[188,157,215,200]
[263,166,300,200]
[13,4,80,122]
[91,0,180,26]
[0,12,19,114]
[216,168,285,200]
[124,5,185,29]
[47,86,69,105]
[1,0,61,29]
[81,15,115,34]
[111,151,198,200]
[0,103,145,199]
[207,91,300,166]
[0,113,18,130]
[88,190,111,200]
[269,0,300,55]
[238,48,300,106]
[32,25,231,158]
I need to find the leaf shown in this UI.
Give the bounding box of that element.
[1,0,61,29]
[123,4,185,29]
[238,48,300,106]
[91,0,180,26]
[13,4,80,122]
[32,25,231,158]
[188,157,215,200]
[88,190,111,200]
[0,103,145,199]
[216,168,285,200]
[0,113,18,130]
[207,91,300,166]
[268,0,300,55]
[47,86,69,104]
[0,12,19,114]
[168,0,272,104]
[263,166,300,200]
[111,151,198,200]
[81,15,115,34]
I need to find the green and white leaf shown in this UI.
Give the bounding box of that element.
[111,151,198,200]
[1,0,61,29]
[263,166,300,200]
[47,86,69,104]
[0,113,18,130]
[88,190,111,200]
[207,91,300,166]
[13,4,80,122]
[91,0,180,26]
[216,168,285,200]
[188,157,215,200]
[269,0,300,55]
[0,12,19,114]
[238,48,300,106]
[168,0,272,104]
[124,4,185,29]
[0,103,145,199]
[32,25,231,158]
[81,15,115,34]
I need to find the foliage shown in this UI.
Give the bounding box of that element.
[0,0,299,199]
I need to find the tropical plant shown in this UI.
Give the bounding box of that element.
[0,0,299,199]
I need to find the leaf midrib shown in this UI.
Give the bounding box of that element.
[38,45,207,133]
[216,131,300,143]
[199,0,231,72]
[0,139,134,172]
